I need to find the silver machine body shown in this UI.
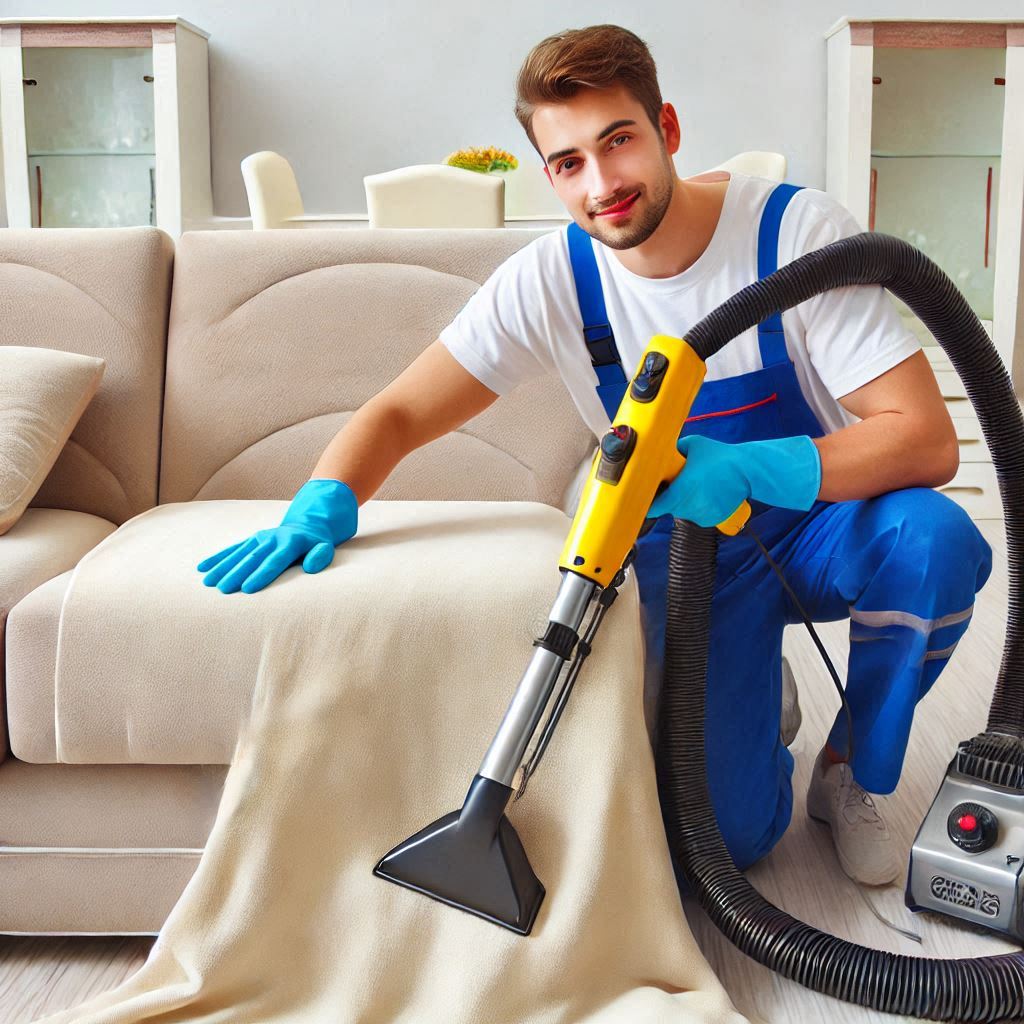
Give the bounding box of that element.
[906,757,1024,941]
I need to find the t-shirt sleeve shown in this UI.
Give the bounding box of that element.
[438,244,555,397]
[786,190,921,400]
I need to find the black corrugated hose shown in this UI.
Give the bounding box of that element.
[655,232,1024,1021]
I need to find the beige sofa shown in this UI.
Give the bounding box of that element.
[0,225,599,936]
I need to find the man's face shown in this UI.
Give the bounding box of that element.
[532,83,678,250]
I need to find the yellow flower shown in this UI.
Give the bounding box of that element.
[444,146,519,174]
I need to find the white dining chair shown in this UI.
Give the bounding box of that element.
[706,150,787,181]
[363,164,505,228]
[240,151,305,230]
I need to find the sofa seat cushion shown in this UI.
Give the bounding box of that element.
[27,498,635,766]
[1,508,116,617]
[3,509,117,759]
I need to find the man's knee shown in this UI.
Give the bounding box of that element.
[712,783,792,871]
[859,488,992,594]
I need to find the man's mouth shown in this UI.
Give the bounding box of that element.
[595,192,640,218]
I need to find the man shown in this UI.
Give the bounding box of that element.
[197,25,992,888]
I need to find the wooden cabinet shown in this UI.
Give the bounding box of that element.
[827,19,1024,519]
[0,17,212,236]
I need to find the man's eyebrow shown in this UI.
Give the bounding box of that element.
[544,119,638,167]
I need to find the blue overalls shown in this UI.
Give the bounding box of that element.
[566,183,993,870]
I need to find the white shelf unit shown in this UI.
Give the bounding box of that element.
[0,17,212,236]
[826,18,1024,520]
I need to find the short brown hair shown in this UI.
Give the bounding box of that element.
[514,25,664,157]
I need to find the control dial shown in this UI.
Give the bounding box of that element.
[947,801,998,854]
[596,424,637,484]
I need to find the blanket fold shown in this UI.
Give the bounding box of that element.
[39,499,746,1023]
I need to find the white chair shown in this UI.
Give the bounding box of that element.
[706,150,787,181]
[363,164,505,228]
[240,151,305,230]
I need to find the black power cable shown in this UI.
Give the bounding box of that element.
[744,520,855,765]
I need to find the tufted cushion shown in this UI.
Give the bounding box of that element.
[158,229,595,509]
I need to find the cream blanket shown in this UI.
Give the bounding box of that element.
[38,499,748,1023]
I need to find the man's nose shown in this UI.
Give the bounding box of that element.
[587,162,625,210]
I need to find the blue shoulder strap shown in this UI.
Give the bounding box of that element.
[756,183,804,367]
[566,181,805,420]
[566,222,629,422]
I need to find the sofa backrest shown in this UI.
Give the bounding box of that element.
[0,227,173,526]
[159,228,596,510]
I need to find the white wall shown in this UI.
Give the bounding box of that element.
[1,0,1022,226]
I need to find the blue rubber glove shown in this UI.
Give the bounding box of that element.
[197,478,359,594]
[646,434,821,528]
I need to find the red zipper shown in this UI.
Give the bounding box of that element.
[685,392,778,423]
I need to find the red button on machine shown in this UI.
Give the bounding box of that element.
[959,814,978,832]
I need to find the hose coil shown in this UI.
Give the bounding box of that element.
[658,232,1024,1021]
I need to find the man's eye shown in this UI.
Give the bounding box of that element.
[559,137,627,173]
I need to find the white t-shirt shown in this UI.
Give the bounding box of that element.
[439,172,920,442]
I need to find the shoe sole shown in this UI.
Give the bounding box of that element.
[780,708,802,747]
[780,658,801,746]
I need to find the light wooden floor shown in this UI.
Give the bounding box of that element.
[1,521,1019,1023]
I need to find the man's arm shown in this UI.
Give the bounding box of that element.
[311,339,500,504]
[813,350,959,502]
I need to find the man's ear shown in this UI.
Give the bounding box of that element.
[661,102,682,156]
[543,164,553,187]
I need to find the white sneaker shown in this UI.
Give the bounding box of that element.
[806,747,901,886]
[780,656,801,747]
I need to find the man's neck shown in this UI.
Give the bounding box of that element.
[612,173,730,280]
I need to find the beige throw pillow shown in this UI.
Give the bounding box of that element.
[0,346,105,535]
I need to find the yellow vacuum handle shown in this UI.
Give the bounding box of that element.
[559,333,750,586]
[716,500,751,536]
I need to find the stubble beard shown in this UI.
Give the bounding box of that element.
[588,150,676,251]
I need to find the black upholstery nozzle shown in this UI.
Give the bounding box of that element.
[373,774,545,935]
